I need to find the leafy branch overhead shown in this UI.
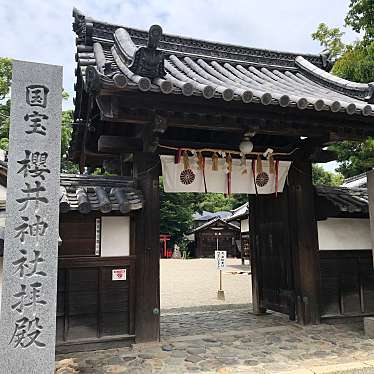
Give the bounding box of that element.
[312,0,374,178]
[312,23,346,59]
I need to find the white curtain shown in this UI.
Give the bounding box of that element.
[161,155,291,194]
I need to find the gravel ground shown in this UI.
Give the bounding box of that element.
[160,258,252,310]
[0,257,251,310]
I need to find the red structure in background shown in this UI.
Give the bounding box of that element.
[160,234,172,258]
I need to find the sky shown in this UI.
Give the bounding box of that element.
[0,0,361,172]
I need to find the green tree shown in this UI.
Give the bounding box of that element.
[345,0,374,44]
[0,58,11,151]
[332,41,374,83]
[0,57,77,173]
[312,165,344,186]
[311,23,346,59]
[311,1,374,178]
[60,110,78,173]
[159,178,199,244]
[329,140,374,178]
[197,193,235,213]
[0,57,11,99]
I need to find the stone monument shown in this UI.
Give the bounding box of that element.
[0,60,62,374]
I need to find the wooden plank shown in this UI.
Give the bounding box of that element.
[319,250,374,318]
[249,195,266,315]
[133,152,160,342]
[288,160,320,324]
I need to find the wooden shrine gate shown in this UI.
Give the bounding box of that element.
[68,9,374,346]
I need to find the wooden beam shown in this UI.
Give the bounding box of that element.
[133,153,160,342]
[96,100,372,140]
[98,135,143,153]
[309,149,337,163]
[101,90,374,133]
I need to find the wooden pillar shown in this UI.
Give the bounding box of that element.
[288,160,320,324]
[249,195,266,314]
[367,170,374,266]
[133,152,160,342]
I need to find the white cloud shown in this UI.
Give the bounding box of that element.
[0,0,360,110]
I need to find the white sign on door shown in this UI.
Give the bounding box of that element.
[215,251,227,269]
[112,268,127,281]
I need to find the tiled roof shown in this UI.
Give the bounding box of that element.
[227,203,249,222]
[60,174,143,213]
[342,172,368,189]
[225,186,369,220]
[0,164,143,214]
[191,217,240,233]
[316,186,368,214]
[193,210,232,221]
[73,8,374,117]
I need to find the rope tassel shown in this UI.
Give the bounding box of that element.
[175,148,182,164]
[256,155,263,175]
[182,150,190,170]
[225,153,233,174]
[275,160,279,197]
[197,151,204,171]
[252,159,258,196]
[269,155,275,174]
[212,152,219,171]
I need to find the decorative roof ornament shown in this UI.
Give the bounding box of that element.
[366,83,374,104]
[129,25,166,79]
[319,50,333,71]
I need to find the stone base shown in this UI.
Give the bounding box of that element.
[364,317,374,337]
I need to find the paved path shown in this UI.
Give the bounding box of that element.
[0,258,2,303]
[56,308,374,374]
[161,259,252,310]
[1,257,371,373]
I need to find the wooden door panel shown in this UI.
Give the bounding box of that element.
[257,193,294,317]
[56,258,135,348]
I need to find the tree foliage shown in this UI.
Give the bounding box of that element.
[0,58,11,151]
[345,0,374,44]
[312,165,344,186]
[159,178,200,244]
[311,23,346,59]
[0,57,77,172]
[311,1,374,178]
[0,57,11,100]
[159,178,247,245]
[332,40,374,83]
[329,140,374,178]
